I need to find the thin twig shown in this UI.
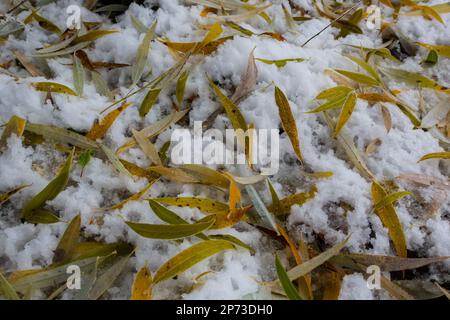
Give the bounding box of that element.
[7,0,28,14]
[301,1,361,47]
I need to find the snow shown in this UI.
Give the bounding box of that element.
[0,0,449,300]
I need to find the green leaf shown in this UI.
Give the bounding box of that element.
[345,55,380,82]
[139,88,161,117]
[126,214,216,240]
[153,197,229,214]
[244,184,279,234]
[153,240,235,284]
[423,50,438,66]
[22,149,74,221]
[208,234,255,253]
[53,214,81,264]
[315,86,353,100]
[275,255,302,300]
[78,149,93,170]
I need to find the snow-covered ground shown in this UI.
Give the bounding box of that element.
[0,0,449,300]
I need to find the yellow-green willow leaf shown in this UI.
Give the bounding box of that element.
[346,44,399,61]
[0,185,29,206]
[159,36,232,55]
[154,197,229,214]
[34,32,79,54]
[53,214,80,264]
[267,179,280,214]
[276,256,302,301]
[179,164,229,188]
[148,200,209,240]
[131,265,152,300]
[176,70,190,105]
[346,55,380,82]
[117,109,189,154]
[225,21,254,36]
[268,185,317,215]
[405,2,450,16]
[209,79,247,132]
[418,152,450,161]
[195,22,223,53]
[33,42,91,58]
[99,144,133,178]
[13,51,45,77]
[72,29,119,45]
[132,21,157,84]
[32,82,77,96]
[255,57,304,68]
[331,253,450,272]
[274,86,303,162]
[153,240,235,284]
[333,69,379,86]
[100,179,158,211]
[374,191,412,210]
[315,86,353,100]
[73,54,85,96]
[306,96,347,114]
[379,67,449,93]
[132,128,162,165]
[21,149,74,220]
[286,236,350,281]
[0,115,26,150]
[380,275,414,300]
[120,160,157,180]
[322,271,342,300]
[0,272,20,300]
[148,166,199,183]
[88,252,133,300]
[25,123,99,150]
[126,214,215,239]
[139,88,162,117]
[87,102,132,141]
[208,234,255,253]
[371,181,407,257]
[91,71,113,99]
[334,91,357,136]
[417,42,450,58]
[25,209,60,224]
[71,242,124,261]
[130,14,148,34]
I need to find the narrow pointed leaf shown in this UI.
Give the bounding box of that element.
[32,82,77,96]
[53,214,81,263]
[275,255,302,300]
[87,102,132,141]
[131,265,152,300]
[334,91,357,136]
[418,152,450,161]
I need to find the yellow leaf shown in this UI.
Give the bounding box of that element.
[274,86,303,162]
[153,240,235,284]
[148,166,199,183]
[0,185,29,206]
[32,82,77,95]
[179,164,229,188]
[131,265,152,300]
[268,185,317,215]
[99,179,158,211]
[418,151,450,161]
[195,22,223,53]
[333,69,379,86]
[132,128,162,165]
[0,115,26,150]
[322,271,342,300]
[417,42,450,58]
[371,181,407,257]
[334,91,357,136]
[86,102,132,141]
[159,36,232,55]
[154,197,229,214]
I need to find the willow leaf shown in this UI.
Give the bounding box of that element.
[275,255,302,300]
[153,240,235,284]
[274,86,303,162]
[87,102,132,141]
[0,272,20,300]
[256,57,304,68]
[139,88,162,117]
[73,54,85,96]
[131,265,152,300]
[126,214,215,239]
[32,82,77,96]
[245,184,278,233]
[0,185,29,206]
[132,21,157,85]
[268,185,317,215]
[72,29,119,45]
[53,214,81,264]
[374,191,412,210]
[176,70,190,105]
[333,69,379,86]
[153,197,229,214]
[418,152,450,161]
[371,181,407,257]
[132,128,162,165]
[99,144,133,178]
[334,91,357,136]
[22,149,74,220]
[0,115,26,150]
